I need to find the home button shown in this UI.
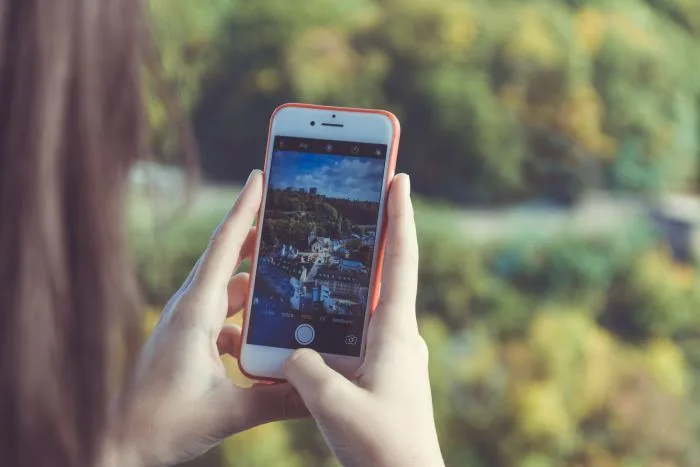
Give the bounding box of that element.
[294,324,315,345]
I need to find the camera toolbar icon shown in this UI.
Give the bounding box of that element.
[345,334,359,346]
[295,324,315,346]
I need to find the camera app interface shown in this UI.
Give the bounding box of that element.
[247,136,387,356]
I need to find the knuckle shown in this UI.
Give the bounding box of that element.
[167,292,202,330]
[385,329,429,360]
[389,207,415,222]
[284,348,313,374]
[416,335,430,362]
[168,307,195,331]
[208,227,228,250]
[209,221,224,244]
[387,244,419,267]
[210,214,244,248]
[210,216,234,246]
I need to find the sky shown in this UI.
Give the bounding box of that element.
[269,151,385,202]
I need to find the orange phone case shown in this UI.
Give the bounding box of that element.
[238,103,401,382]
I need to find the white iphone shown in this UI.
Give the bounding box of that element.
[239,103,400,380]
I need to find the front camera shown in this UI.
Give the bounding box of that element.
[332,114,336,119]
[310,121,316,126]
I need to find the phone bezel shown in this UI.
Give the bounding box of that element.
[239,103,400,381]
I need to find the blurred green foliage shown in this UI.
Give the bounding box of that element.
[141,0,700,466]
[131,191,700,466]
[149,0,700,204]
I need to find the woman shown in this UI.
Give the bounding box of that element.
[0,1,444,466]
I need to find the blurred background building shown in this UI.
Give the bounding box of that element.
[134,0,700,465]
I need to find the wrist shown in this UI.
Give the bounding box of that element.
[371,445,444,467]
[377,441,445,467]
[99,430,143,467]
[99,400,147,467]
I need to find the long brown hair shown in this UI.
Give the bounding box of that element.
[0,1,146,466]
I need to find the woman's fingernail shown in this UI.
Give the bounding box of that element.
[398,173,411,196]
[246,170,260,185]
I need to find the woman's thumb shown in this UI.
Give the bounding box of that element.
[284,349,355,410]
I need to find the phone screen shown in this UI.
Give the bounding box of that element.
[246,136,388,356]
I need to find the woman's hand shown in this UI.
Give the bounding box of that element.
[105,170,306,467]
[284,174,444,467]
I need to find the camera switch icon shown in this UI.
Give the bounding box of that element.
[345,334,359,346]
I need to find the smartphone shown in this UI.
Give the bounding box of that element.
[239,103,400,380]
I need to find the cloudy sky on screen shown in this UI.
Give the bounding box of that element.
[269,151,384,202]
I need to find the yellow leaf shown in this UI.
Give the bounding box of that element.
[576,8,606,56]
[514,381,573,443]
[645,339,687,397]
[504,9,561,65]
